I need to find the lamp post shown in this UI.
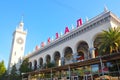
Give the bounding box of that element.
[21,73,25,80]
[51,69,52,80]
[68,66,71,80]
[99,56,105,80]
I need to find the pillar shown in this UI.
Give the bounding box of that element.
[61,57,65,66]
[28,74,31,80]
[72,52,77,62]
[89,48,95,58]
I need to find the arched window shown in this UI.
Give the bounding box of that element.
[77,41,89,60]
[39,58,43,68]
[34,60,37,70]
[54,51,61,66]
[94,33,102,57]
[64,47,73,64]
[46,55,51,64]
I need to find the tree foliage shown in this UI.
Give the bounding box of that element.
[46,62,55,68]
[0,60,6,80]
[9,64,20,80]
[11,65,18,75]
[43,62,55,69]
[98,27,120,55]
[19,58,31,74]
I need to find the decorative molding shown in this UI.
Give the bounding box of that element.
[27,11,120,58]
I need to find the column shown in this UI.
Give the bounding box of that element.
[88,40,95,58]
[51,69,52,80]
[28,74,31,80]
[68,66,71,80]
[61,57,65,66]
[72,52,77,63]
[89,48,95,58]
[32,61,34,70]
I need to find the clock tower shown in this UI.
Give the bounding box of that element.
[8,18,27,74]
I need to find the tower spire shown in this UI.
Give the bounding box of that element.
[8,15,27,74]
[18,15,24,30]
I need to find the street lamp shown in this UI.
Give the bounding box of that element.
[99,56,105,80]
[21,73,25,80]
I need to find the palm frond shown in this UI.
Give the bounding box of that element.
[97,27,120,55]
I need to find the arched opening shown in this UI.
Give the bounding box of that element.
[54,51,61,66]
[77,51,84,60]
[95,48,99,57]
[46,55,51,64]
[39,58,43,68]
[64,47,73,64]
[77,41,89,61]
[34,60,37,70]
[94,33,102,57]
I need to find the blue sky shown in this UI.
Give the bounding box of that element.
[0,0,120,68]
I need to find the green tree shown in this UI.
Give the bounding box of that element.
[0,60,6,80]
[9,64,20,80]
[46,62,55,68]
[19,58,31,74]
[98,27,120,55]
[11,65,17,75]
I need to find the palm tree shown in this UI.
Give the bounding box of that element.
[98,27,120,55]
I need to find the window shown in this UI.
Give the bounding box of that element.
[21,47,23,51]
[14,52,16,56]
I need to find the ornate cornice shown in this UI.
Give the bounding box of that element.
[27,11,120,58]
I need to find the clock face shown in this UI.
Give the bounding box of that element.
[16,37,24,44]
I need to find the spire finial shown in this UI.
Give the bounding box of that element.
[104,5,109,12]
[18,15,24,30]
[71,24,74,29]
[86,16,89,22]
